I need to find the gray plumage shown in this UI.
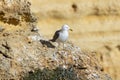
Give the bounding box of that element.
[50,30,61,42]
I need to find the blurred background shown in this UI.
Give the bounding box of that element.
[29,0,120,80]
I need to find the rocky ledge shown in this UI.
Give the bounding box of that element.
[0,0,111,80]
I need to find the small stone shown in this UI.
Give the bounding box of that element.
[0,26,5,32]
[31,26,39,32]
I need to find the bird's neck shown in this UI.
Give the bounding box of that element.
[61,29,68,32]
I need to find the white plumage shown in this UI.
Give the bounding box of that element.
[50,24,72,49]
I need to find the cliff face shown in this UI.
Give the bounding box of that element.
[29,0,120,80]
[30,0,120,17]
[0,0,111,80]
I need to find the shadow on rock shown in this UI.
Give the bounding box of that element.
[40,40,55,48]
[22,66,79,80]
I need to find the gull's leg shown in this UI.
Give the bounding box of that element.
[63,42,65,50]
[53,47,57,57]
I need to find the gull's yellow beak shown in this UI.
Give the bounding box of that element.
[69,28,73,31]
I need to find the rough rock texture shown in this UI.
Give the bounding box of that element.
[0,0,36,25]
[0,0,111,80]
[29,0,120,80]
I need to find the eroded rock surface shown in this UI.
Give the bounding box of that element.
[29,0,120,80]
[0,0,111,80]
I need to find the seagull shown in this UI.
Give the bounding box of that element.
[50,24,72,49]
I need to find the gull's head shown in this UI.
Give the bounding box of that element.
[62,24,72,31]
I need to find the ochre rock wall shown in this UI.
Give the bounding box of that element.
[0,0,112,80]
[29,0,120,80]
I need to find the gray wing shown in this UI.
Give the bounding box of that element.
[50,30,61,42]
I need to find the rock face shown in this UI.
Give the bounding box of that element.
[0,0,111,80]
[29,0,120,18]
[0,0,36,25]
[29,0,120,80]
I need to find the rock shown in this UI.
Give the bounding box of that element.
[0,0,36,25]
[29,0,120,80]
[0,26,4,32]
[0,0,111,80]
[30,0,120,18]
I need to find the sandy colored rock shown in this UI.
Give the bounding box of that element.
[29,0,120,80]
[0,0,111,80]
